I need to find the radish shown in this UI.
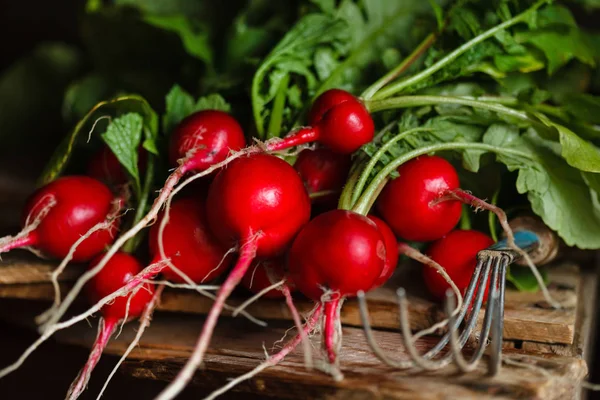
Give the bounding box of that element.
[423,229,494,302]
[156,153,311,400]
[267,89,375,154]
[368,215,399,289]
[168,109,246,172]
[66,251,156,400]
[376,155,462,242]
[148,197,232,284]
[294,148,351,208]
[39,109,248,332]
[87,144,147,186]
[0,176,120,261]
[288,209,386,364]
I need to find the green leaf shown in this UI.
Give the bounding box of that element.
[506,265,548,292]
[251,13,348,137]
[534,113,600,173]
[143,15,212,63]
[195,94,231,113]
[39,95,158,185]
[490,130,600,249]
[559,93,600,125]
[101,113,144,191]
[163,84,195,134]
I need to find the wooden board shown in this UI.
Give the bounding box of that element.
[0,301,587,400]
[0,254,584,346]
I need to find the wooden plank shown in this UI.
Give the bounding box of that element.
[0,300,587,400]
[0,257,583,345]
[7,308,584,400]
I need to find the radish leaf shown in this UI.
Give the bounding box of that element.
[101,113,144,194]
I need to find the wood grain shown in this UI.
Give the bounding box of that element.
[6,306,585,400]
[0,256,584,345]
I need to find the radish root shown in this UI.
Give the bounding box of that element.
[0,194,56,255]
[96,285,164,400]
[438,189,561,309]
[201,304,323,400]
[232,279,285,317]
[398,242,463,340]
[0,261,164,379]
[155,235,259,400]
[66,318,118,400]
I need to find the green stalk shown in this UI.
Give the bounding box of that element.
[122,153,155,253]
[460,205,472,230]
[266,74,290,139]
[352,143,534,215]
[338,166,362,211]
[365,95,555,137]
[361,32,437,100]
[488,187,500,242]
[350,127,432,207]
[371,0,549,100]
[251,61,274,139]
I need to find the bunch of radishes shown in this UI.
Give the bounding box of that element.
[0,85,507,400]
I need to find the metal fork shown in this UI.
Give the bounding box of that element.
[358,220,556,376]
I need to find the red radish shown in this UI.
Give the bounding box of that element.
[267,89,375,154]
[168,110,246,172]
[288,209,386,364]
[149,197,232,283]
[0,176,120,261]
[368,215,399,289]
[242,258,288,299]
[423,229,494,302]
[376,155,462,242]
[66,251,155,400]
[289,210,386,301]
[308,89,358,125]
[207,154,311,258]
[156,153,310,400]
[87,145,147,186]
[294,148,351,207]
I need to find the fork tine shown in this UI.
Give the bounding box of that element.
[450,255,502,372]
[357,291,413,368]
[397,288,452,370]
[488,255,508,376]
[420,257,492,360]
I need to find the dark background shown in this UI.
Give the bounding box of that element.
[1,1,600,399]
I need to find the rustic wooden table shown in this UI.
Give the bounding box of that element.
[0,250,597,400]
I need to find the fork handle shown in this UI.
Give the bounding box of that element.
[507,215,560,266]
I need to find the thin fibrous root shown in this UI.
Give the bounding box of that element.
[39,147,260,334]
[398,242,463,340]
[140,279,220,291]
[96,285,164,400]
[155,235,259,400]
[438,188,561,309]
[281,284,313,370]
[66,318,118,400]
[232,279,285,317]
[0,261,167,380]
[0,194,57,255]
[36,196,127,325]
[201,304,323,400]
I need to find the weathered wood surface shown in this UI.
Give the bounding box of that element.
[0,253,585,345]
[0,300,588,400]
